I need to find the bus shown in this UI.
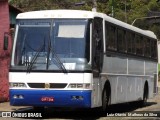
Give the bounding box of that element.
[158,41,160,72]
[9,10,158,112]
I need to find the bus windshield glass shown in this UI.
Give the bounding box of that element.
[13,19,90,71]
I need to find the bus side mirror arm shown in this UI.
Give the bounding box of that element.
[3,32,9,50]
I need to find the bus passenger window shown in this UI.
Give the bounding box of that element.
[106,23,117,50]
[126,32,135,54]
[151,41,157,59]
[136,35,143,56]
[117,28,126,52]
[144,38,151,57]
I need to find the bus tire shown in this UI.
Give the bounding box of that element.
[100,83,111,115]
[142,82,148,106]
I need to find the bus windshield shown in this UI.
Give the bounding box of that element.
[12,19,90,71]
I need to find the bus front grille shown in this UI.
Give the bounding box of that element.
[27,83,67,89]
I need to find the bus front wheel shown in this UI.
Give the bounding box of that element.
[101,87,111,114]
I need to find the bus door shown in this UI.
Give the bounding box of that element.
[92,17,104,106]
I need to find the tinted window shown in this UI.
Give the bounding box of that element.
[144,38,151,57]
[135,35,143,56]
[105,23,117,50]
[151,40,157,59]
[117,28,126,52]
[126,32,135,54]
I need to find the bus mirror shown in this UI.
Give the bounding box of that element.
[3,34,9,50]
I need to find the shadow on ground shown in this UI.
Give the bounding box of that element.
[13,101,157,119]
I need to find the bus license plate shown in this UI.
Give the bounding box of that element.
[41,97,54,102]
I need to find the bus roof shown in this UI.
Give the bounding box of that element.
[16,9,102,19]
[16,9,157,39]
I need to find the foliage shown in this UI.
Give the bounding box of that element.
[9,0,160,39]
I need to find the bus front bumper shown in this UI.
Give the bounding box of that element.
[9,89,91,108]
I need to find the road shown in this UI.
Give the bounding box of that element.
[0,89,160,120]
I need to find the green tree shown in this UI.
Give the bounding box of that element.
[9,0,160,39]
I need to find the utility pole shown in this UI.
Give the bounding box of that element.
[92,0,97,12]
[111,0,115,17]
[125,0,127,22]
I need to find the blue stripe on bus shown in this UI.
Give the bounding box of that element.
[9,89,91,108]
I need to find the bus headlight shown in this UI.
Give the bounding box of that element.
[68,83,90,89]
[10,82,27,88]
[84,83,91,89]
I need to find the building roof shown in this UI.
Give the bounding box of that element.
[9,5,22,26]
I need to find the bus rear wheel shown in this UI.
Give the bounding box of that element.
[142,83,148,106]
[138,82,148,107]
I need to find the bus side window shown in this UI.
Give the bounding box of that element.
[93,18,103,51]
[117,28,126,52]
[105,23,117,51]
[144,38,151,57]
[151,40,157,59]
[126,32,135,54]
[136,35,143,56]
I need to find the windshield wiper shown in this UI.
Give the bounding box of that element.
[47,20,67,73]
[27,42,44,73]
[46,41,68,73]
[50,47,68,73]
